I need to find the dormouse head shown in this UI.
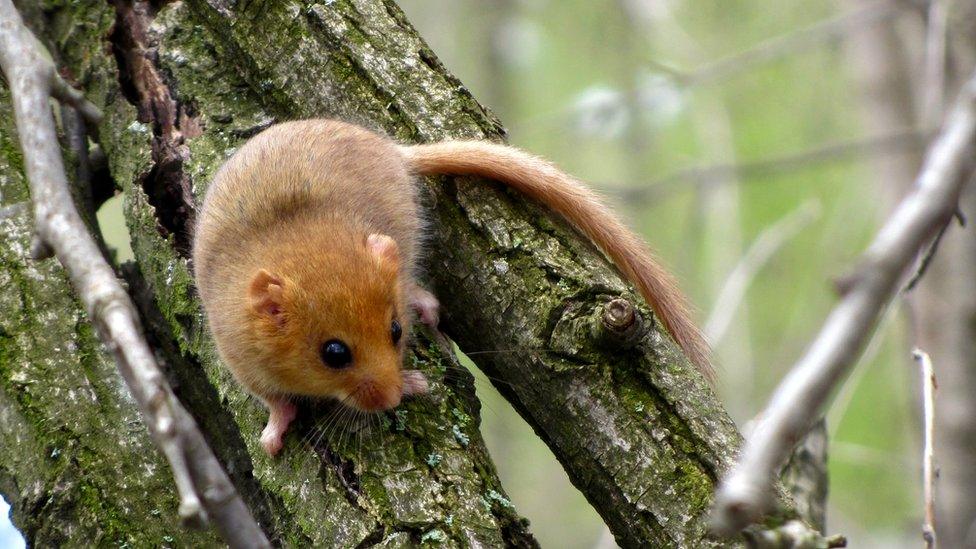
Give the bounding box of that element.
[247,233,410,411]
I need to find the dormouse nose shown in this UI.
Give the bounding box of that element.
[354,378,402,411]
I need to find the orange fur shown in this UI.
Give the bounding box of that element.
[401,141,713,379]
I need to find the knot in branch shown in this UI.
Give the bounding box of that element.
[596,298,645,349]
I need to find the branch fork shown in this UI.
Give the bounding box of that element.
[712,69,976,536]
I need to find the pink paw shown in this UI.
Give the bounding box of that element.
[260,398,297,457]
[260,427,285,456]
[410,286,440,329]
[402,370,430,396]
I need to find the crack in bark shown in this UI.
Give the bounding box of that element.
[308,426,364,507]
[353,524,386,548]
[109,0,198,256]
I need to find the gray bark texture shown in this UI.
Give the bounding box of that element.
[1,0,819,547]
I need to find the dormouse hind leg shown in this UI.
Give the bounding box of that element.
[408,283,440,329]
[260,397,297,456]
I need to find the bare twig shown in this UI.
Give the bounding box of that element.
[914,348,938,549]
[683,0,903,87]
[902,211,960,292]
[619,0,903,88]
[826,300,899,433]
[50,70,102,129]
[0,2,268,546]
[711,68,976,535]
[705,200,821,345]
[618,129,928,203]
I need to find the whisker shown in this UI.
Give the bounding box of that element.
[300,403,344,447]
[440,366,527,391]
[461,348,557,356]
[328,400,356,454]
[299,393,357,470]
[355,409,365,465]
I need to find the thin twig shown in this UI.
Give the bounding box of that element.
[620,0,903,88]
[50,70,102,128]
[0,2,268,546]
[902,213,957,292]
[705,200,821,345]
[517,1,906,137]
[711,68,976,536]
[617,129,928,203]
[913,348,938,549]
[683,0,904,87]
[826,300,900,435]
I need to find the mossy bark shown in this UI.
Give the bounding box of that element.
[0,83,220,547]
[0,0,816,547]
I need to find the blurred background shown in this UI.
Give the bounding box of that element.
[395,0,975,547]
[5,1,972,547]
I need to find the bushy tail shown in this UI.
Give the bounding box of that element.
[401,141,713,379]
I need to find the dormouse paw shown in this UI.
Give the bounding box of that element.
[401,370,430,396]
[260,427,285,456]
[409,285,440,329]
[260,398,297,457]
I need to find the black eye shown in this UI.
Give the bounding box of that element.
[391,319,402,345]
[320,340,352,369]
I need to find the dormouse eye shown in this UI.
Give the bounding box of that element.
[320,340,352,369]
[391,319,402,345]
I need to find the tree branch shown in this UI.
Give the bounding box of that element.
[711,68,976,535]
[683,0,904,87]
[0,2,268,546]
[178,0,825,545]
[618,129,928,203]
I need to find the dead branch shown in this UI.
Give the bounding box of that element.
[914,348,938,549]
[0,2,268,546]
[711,68,976,535]
[684,0,904,87]
[618,129,928,203]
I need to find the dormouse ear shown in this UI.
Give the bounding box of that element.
[366,234,399,269]
[249,269,287,327]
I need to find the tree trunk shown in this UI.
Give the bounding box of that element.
[1,0,811,546]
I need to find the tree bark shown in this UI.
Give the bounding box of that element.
[1,0,813,547]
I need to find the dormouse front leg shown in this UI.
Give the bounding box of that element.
[259,397,297,456]
[401,369,430,396]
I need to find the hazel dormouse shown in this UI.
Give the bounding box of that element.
[192,119,710,456]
